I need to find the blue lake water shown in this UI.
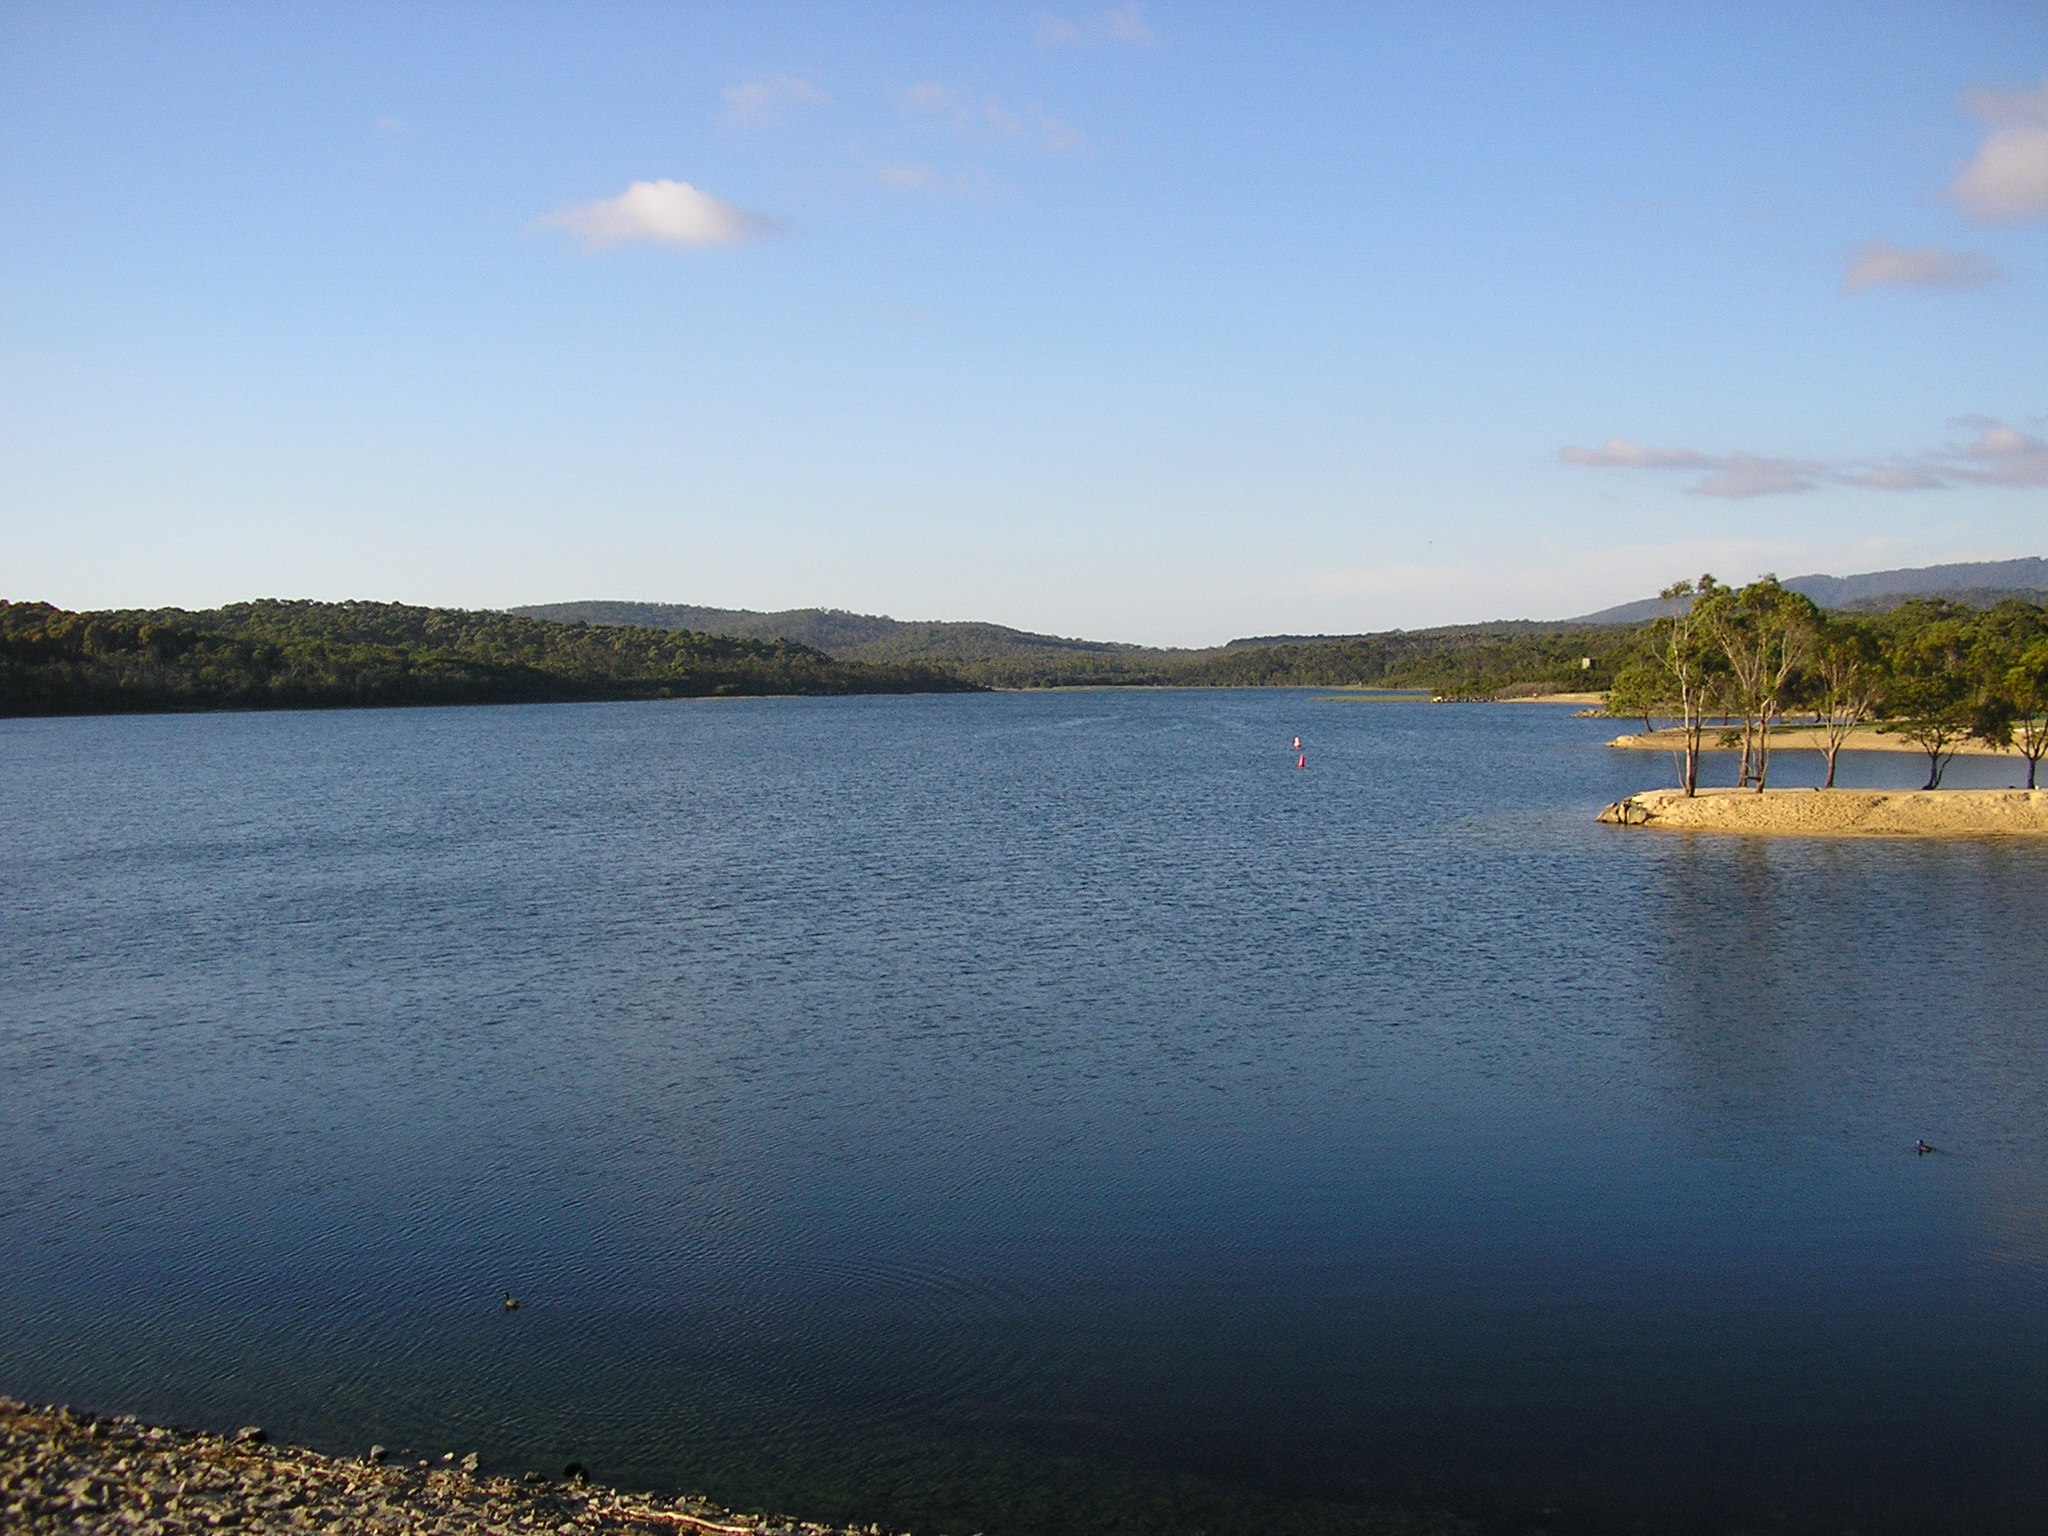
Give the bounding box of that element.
[3,691,2045,1535]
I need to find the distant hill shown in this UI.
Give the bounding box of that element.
[1566,557,2048,625]
[1564,594,1694,626]
[509,555,2045,695]
[508,600,1181,686]
[509,601,1641,693]
[1226,619,1592,649]
[1783,557,2048,609]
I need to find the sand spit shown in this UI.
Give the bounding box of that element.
[1598,787,2048,837]
[1607,725,2015,758]
[0,1398,879,1536]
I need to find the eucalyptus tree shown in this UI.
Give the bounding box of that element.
[2008,636,2048,790]
[1698,577,1819,790]
[1804,617,1884,789]
[1878,601,1985,789]
[1646,576,1724,796]
[1605,657,1668,734]
[1972,602,2048,789]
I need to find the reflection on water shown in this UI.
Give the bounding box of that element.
[2,693,2046,1536]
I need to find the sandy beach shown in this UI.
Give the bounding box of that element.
[1597,787,2048,837]
[1607,725,2020,759]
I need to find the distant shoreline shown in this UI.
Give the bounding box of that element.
[1607,725,2019,759]
[1598,787,2048,837]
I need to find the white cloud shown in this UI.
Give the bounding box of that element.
[721,75,826,128]
[1028,106,1090,152]
[898,81,954,114]
[896,82,1088,153]
[1950,74,2048,222]
[1558,439,1715,470]
[876,161,944,190]
[1033,11,1087,44]
[1103,4,1156,43]
[873,161,985,196]
[1035,4,1155,45]
[543,180,775,250]
[1562,417,2048,497]
[1840,465,1948,490]
[1943,421,2048,487]
[1692,455,1825,499]
[1842,238,2003,293]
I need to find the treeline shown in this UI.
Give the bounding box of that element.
[512,599,1645,691]
[1171,627,1632,694]
[0,600,979,717]
[897,626,1636,691]
[1608,577,2048,791]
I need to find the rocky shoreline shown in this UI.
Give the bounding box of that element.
[1,1397,883,1536]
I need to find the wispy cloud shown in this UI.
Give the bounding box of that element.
[1942,419,2048,486]
[1035,3,1156,46]
[1950,73,2048,222]
[873,161,986,196]
[721,75,827,129]
[1560,440,1716,471]
[543,180,778,250]
[895,82,1088,153]
[1842,238,2003,293]
[1561,418,2048,498]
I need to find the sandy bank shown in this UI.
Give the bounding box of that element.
[0,1397,873,1536]
[1607,725,2015,758]
[1597,787,2048,837]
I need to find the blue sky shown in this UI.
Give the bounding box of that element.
[2,2,2044,643]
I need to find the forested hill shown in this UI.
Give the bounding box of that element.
[1565,557,2048,626]
[0,600,978,717]
[505,600,1629,690]
[510,600,1172,676]
[518,601,1643,693]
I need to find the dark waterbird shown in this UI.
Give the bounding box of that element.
[502,1292,521,1312]
[1917,1140,1938,1156]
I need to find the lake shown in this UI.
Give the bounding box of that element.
[3,691,2045,1536]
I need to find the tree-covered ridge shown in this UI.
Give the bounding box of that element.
[1169,626,1633,694]
[504,599,1656,690]
[509,600,1178,671]
[0,600,979,717]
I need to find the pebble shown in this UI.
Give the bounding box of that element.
[1,1396,873,1536]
